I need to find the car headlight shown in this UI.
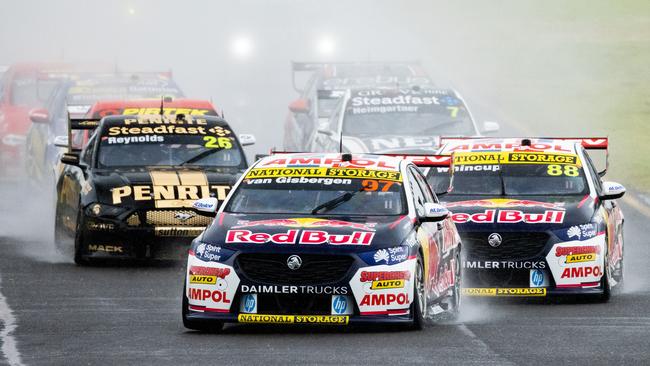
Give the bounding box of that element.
[359,246,410,266]
[85,203,128,218]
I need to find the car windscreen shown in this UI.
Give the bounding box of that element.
[10,77,59,107]
[342,90,475,137]
[226,167,406,215]
[427,152,589,196]
[96,117,243,168]
[66,76,184,106]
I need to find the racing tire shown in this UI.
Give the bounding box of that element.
[598,252,611,303]
[73,209,89,266]
[182,285,224,333]
[409,254,426,330]
[447,247,462,320]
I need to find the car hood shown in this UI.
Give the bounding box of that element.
[201,213,413,253]
[441,195,595,232]
[92,167,241,209]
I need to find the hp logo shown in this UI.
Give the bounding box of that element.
[332,295,348,315]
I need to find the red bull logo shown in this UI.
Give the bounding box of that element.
[233,218,376,231]
[444,199,565,210]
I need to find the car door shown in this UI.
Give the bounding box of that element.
[407,166,441,295]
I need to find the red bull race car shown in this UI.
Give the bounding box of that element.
[426,137,625,301]
[182,153,462,331]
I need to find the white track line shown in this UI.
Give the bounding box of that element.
[0,276,24,366]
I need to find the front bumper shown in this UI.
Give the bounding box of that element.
[184,250,418,325]
[461,232,607,297]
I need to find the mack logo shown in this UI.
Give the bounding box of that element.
[88,244,123,253]
[110,171,230,208]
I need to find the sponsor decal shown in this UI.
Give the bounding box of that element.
[188,288,231,303]
[447,141,572,153]
[360,271,411,282]
[359,293,409,306]
[530,269,546,287]
[189,275,216,285]
[195,243,223,261]
[370,280,405,290]
[189,266,230,278]
[225,229,375,246]
[463,261,546,269]
[452,209,565,224]
[240,284,349,295]
[453,152,579,166]
[88,244,123,253]
[462,288,547,297]
[331,295,353,315]
[560,266,602,279]
[245,167,401,182]
[86,222,115,231]
[349,259,416,313]
[240,294,257,314]
[237,314,349,324]
[566,224,597,240]
[105,116,229,137]
[121,107,210,116]
[555,245,601,257]
[234,218,376,231]
[111,171,230,208]
[372,246,409,265]
[565,253,597,264]
[245,177,352,186]
[444,198,565,210]
[155,226,204,237]
[261,156,398,170]
[545,235,606,287]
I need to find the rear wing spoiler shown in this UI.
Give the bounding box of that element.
[291,60,423,92]
[439,136,609,176]
[267,149,452,167]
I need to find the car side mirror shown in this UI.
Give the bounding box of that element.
[61,152,80,166]
[239,134,256,146]
[289,98,310,114]
[421,202,449,222]
[192,197,219,217]
[54,135,68,148]
[600,181,625,200]
[482,121,500,134]
[29,108,50,124]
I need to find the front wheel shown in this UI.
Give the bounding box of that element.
[182,285,224,332]
[409,254,426,330]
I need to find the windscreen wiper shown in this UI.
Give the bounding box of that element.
[497,154,506,196]
[311,190,361,215]
[179,149,221,166]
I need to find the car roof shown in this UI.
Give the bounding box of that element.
[438,138,581,155]
[255,153,405,172]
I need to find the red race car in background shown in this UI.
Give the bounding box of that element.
[0,63,70,176]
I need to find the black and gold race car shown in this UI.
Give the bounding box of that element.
[54,114,253,264]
